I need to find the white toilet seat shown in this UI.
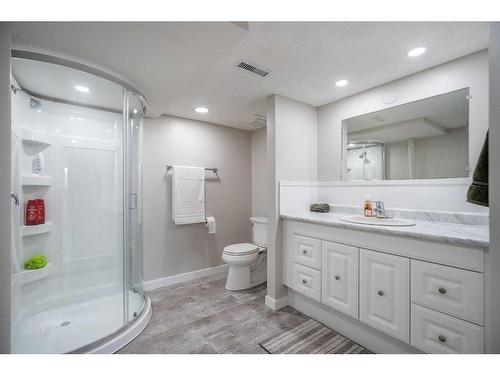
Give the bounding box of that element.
[223,243,259,256]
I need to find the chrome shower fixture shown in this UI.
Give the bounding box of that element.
[29,97,42,110]
[11,83,43,110]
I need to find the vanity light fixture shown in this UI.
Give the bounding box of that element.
[335,79,348,87]
[407,47,426,57]
[74,85,90,93]
[194,107,209,113]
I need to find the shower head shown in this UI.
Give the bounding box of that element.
[29,97,42,110]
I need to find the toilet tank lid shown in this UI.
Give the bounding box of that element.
[250,216,268,224]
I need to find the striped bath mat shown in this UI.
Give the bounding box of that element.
[259,319,372,354]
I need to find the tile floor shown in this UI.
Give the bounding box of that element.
[118,272,308,354]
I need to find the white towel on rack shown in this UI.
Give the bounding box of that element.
[172,166,206,225]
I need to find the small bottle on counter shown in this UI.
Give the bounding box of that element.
[363,194,373,217]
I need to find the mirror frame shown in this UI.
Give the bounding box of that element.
[340,87,470,182]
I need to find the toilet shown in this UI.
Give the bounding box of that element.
[222,217,268,290]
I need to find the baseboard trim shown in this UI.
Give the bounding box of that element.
[144,264,229,291]
[265,294,289,311]
[288,290,422,354]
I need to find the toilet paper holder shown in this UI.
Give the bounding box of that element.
[205,216,216,234]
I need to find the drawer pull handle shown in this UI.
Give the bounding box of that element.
[378,290,384,296]
[334,275,340,280]
[438,287,447,295]
[438,335,447,343]
[302,279,307,284]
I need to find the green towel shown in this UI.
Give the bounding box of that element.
[467,131,488,207]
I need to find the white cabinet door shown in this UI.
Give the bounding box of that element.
[411,260,483,325]
[321,241,359,319]
[360,249,410,343]
[292,263,322,302]
[411,304,483,353]
[293,235,321,270]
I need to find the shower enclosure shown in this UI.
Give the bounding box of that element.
[345,141,385,181]
[9,51,151,353]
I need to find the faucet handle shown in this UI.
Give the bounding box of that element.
[375,201,386,218]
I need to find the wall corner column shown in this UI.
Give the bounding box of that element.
[0,23,12,354]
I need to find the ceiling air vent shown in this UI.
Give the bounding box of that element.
[237,61,270,77]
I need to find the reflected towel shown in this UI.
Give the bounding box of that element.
[172,166,206,224]
[467,131,488,207]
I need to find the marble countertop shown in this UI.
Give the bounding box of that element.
[281,211,489,248]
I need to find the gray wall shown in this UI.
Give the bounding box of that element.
[414,128,468,179]
[142,115,252,282]
[251,127,267,217]
[0,24,11,353]
[385,128,468,180]
[385,141,409,180]
[487,22,500,353]
[266,94,317,306]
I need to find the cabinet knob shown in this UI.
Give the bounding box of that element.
[334,275,340,280]
[438,287,447,295]
[378,290,384,296]
[302,279,307,284]
[438,335,447,343]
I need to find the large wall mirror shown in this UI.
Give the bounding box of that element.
[342,88,470,181]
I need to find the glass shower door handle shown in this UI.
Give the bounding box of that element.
[129,193,137,209]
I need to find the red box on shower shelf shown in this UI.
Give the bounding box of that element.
[25,199,45,225]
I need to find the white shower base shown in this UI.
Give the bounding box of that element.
[12,290,147,354]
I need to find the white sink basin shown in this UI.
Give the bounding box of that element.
[339,215,416,227]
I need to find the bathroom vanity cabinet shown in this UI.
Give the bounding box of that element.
[282,218,486,354]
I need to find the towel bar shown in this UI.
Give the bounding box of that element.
[166,165,218,173]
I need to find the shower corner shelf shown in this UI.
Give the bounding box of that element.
[20,222,53,237]
[21,175,53,186]
[21,129,52,147]
[11,262,52,286]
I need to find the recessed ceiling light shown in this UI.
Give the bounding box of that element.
[194,107,209,113]
[407,47,426,57]
[74,85,90,93]
[335,79,348,87]
[133,109,138,114]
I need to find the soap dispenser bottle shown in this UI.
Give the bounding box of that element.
[363,194,373,217]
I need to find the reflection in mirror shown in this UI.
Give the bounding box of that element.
[342,88,469,181]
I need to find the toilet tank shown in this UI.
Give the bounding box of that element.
[250,216,267,247]
[250,217,268,247]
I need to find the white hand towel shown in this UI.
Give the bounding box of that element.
[172,166,205,225]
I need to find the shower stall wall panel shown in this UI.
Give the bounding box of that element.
[11,90,126,353]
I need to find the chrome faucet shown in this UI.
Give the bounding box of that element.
[11,192,19,206]
[374,201,386,218]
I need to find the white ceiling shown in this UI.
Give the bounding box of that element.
[9,22,489,130]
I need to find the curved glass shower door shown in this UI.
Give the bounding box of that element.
[10,54,147,353]
[124,90,145,323]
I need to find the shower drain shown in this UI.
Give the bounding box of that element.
[58,320,71,328]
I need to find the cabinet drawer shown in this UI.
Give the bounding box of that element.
[322,241,358,319]
[292,263,321,302]
[411,260,483,325]
[360,249,410,343]
[293,234,321,270]
[411,304,483,353]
